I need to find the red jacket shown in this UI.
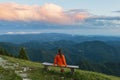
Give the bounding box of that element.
[54,53,67,67]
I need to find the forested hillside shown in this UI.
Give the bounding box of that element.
[0,33,120,76]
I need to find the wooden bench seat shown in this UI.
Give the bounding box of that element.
[42,62,79,74]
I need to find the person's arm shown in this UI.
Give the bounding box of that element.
[62,55,67,67]
[53,55,57,66]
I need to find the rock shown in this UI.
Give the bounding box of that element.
[23,78,32,80]
[0,57,32,80]
[19,73,28,78]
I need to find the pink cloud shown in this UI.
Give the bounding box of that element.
[0,3,89,24]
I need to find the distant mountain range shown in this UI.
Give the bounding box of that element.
[0,33,120,63]
[0,33,120,44]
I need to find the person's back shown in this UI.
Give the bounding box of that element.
[54,49,67,67]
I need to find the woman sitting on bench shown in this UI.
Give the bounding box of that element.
[53,49,67,72]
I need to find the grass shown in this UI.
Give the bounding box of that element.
[2,56,120,80]
[0,66,22,80]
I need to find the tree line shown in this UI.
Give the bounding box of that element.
[0,47,29,60]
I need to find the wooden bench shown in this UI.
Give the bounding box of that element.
[42,62,79,74]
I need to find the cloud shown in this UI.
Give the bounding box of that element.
[6,31,41,35]
[66,9,88,14]
[1,2,119,29]
[0,2,89,25]
[65,9,90,22]
[83,16,120,28]
[113,10,120,13]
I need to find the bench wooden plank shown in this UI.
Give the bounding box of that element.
[67,65,79,68]
[42,62,53,66]
[42,62,79,68]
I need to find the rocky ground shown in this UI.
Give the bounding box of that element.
[0,57,31,80]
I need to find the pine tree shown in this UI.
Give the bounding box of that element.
[18,47,29,60]
[0,47,13,57]
[0,47,5,55]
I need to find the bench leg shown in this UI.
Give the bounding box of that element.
[44,65,49,71]
[60,67,64,73]
[70,68,74,74]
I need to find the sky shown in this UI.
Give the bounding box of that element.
[0,0,120,36]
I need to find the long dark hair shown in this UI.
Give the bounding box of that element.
[58,49,62,58]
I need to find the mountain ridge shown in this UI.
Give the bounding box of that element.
[0,33,120,44]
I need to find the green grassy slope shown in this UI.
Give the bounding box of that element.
[2,56,120,80]
[0,66,22,80]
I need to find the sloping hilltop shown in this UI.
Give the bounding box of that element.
[0,55,120,80]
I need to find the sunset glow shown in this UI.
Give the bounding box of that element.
[0,3,89,24]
